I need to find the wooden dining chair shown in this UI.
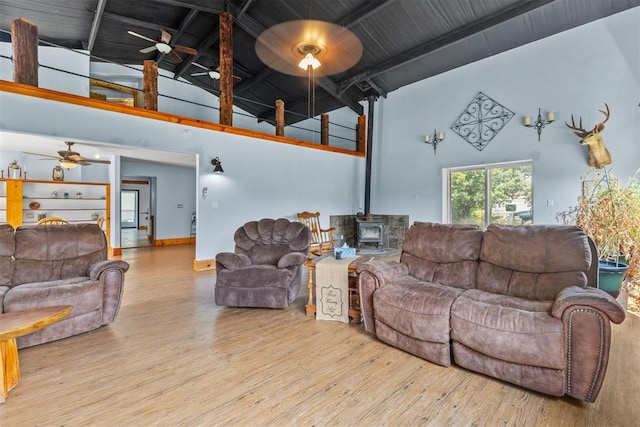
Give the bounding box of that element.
[36,217,70,225]
[296,211,336,256]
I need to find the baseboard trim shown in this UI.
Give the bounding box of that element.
[194,258,216,271]
[110,247,122,256]
[154,237,195,246]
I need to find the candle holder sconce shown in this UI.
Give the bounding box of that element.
[524,108,555,141]
[424,129,445,155]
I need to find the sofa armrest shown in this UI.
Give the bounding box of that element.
[551,286,625,324]
[277,252,307,269]
[88,260,130,325]
[89,260,130,281]
[357,260,409,333]
[216,252,251,270]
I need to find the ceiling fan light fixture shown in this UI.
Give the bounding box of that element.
[156,43,172,54]
[209,70,221,79]
[60,160,78,169]
[298,52,321,70]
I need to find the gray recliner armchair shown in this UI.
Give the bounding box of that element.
[214,218,311,308]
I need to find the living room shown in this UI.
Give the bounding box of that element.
[0,2,639,424]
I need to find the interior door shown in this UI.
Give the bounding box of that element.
[120,190,138,229]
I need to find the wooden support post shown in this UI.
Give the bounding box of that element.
[275,99,285,136]
[219,12,233,126]
[11,18,38,86]
[320,114,329,146]
[356,115,367,153]
[143,60,158,111]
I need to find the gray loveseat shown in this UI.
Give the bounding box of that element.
[0,223,129,348]
[357,222,625,402]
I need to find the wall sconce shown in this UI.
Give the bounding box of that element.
[211,157,224,173]
[524,108,554,141]
[424,129,445,155]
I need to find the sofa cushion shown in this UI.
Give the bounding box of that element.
[217,265,294,289]
[0,224,14,286]
[374,277,465,344]
[12,224,106,286]
[3,277,103,314]
[477,224,590,300]
[450,289,564,369]
[400,222,483,290]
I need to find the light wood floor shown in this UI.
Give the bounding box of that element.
[1,245,638,426]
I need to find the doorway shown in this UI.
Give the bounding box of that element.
[121,178,155,248]
[121,190,138,229]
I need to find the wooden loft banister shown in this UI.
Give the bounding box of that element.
[0,79,365,158]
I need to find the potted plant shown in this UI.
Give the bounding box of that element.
[557,168,640,297]
[8,160,21,179]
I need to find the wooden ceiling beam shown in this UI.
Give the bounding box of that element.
[339,0,555,93]
[85,0,108,51]
[103,12,178,33]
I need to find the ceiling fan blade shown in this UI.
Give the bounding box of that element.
[127,30,156,43]
[23,151,59,160]
[169,50,183,63]
[139,45,158,54]
[69,154,85,161]
[75,160,92,166]
[190,72,209,76]
[192,62,209,70]
[160,30,172,44]
[87,159,111,165]
[172,45,197,56]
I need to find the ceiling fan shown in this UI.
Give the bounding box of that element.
[190,62,241,82]
[127,29,197,63]
[24,142,111,169]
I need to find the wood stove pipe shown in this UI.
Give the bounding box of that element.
[364,95,376,215]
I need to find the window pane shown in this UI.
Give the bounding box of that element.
[489,165,532,225]
[450,169,486,227]
[448,163,532,227]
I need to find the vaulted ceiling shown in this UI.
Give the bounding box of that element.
[1,0,639,127]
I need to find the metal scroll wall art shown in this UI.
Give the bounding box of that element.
[450,92,514,151]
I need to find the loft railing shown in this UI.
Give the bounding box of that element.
[0,24,365,155]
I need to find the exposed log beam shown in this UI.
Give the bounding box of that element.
[219,12,234,126]
[11,18,38,87]
[85,0,108,51]
[339,0,555,93]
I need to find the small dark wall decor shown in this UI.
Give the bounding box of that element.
[450,92,514,151]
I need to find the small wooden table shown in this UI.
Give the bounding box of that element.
[305,255,374,323]
[0,305,73,403]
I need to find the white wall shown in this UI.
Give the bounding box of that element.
[0,44,89,96]
[371,7,640,225]
[121,160,195,240]
[0,89,365,260]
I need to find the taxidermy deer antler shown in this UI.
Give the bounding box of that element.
[565,103,611,169]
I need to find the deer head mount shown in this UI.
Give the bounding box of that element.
[565,103,611,169]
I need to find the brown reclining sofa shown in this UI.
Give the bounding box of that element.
[357,222,625,402]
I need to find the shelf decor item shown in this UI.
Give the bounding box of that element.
[28,201,41,210]
[52,166,64,181]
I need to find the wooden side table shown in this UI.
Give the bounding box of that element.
[305,255,371,323]
[0,305,73,403]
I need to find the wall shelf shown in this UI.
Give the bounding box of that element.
[0,179,110,244]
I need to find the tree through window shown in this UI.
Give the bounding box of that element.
[446,161,533,228]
